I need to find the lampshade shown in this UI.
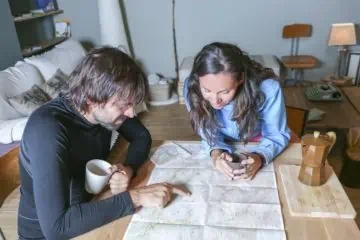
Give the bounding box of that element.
[328,23,357,46]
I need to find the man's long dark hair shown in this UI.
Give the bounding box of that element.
[65,46,148,113]
[187,42,277,146]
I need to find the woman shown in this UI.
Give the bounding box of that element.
[184,42,290,180]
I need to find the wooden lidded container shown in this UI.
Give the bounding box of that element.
[298,131,336,186]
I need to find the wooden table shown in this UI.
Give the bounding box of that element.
[74,140,360,240]
[283,87,360,129]
[1,140,359,240]
[342,87,360,115]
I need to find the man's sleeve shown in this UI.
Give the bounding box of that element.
[28,116,135,240]
[117,117,152,172]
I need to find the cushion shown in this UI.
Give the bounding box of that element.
[38,39,86,76]
[0,61,46,121]
[40,69,70,98]
[24,57,59,81]
[24,39,86,80]
[0,118,28,144]
[12,118,28,142]
[8,85,51,116]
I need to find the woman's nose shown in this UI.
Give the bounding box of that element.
[205,93,222,105]
[216,97,223,104]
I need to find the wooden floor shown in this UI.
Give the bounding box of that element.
[1,103,359,230]
[140,104,200,141]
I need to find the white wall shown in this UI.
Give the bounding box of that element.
[58,0,360,80]
[125,0,173,74]
[0,0,22,71]
[56,0,102,48]
[125,0,360,80]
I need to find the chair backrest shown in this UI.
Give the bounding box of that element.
[283,24,312,39]
[286,106,309,138]
[283,24,313,57]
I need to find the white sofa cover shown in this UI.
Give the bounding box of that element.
[0,39,86,144]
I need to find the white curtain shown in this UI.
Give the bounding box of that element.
[97,0,130,54]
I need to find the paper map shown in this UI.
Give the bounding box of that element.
[124,142,286,240]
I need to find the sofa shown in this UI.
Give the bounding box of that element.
[0,39,147,151]
[0,39,86,146]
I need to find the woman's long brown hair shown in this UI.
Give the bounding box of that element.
[187,42,277,146]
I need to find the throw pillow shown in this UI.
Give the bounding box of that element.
[42,39,87,76]
[0,61,45,121]
[40,69,70,99]
[24,56,58,81]
[8,85,51,116]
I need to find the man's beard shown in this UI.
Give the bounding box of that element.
[94,115,128,131]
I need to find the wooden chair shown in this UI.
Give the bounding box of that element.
[282,24,318,85]
[0,148,20,206]
[286,106,309,138]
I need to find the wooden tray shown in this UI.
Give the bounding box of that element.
[279,165,356,219]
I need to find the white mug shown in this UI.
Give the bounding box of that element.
[85,159,112,194]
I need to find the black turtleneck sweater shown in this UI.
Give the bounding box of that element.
[17,96,151,240]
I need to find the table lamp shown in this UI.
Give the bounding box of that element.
[327,23,357,81]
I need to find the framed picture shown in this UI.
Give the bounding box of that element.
[346,52,360,86]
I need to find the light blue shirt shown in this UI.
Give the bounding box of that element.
[183,78,290,164]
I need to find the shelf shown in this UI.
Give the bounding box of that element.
[22,37,68,57]
[14,10,63,23]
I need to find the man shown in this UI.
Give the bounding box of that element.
[18,47,190,240]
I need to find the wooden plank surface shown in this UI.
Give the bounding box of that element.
[144,91,360,132]
[281,55,317,69]
[273,153,360,240]
[283,87,360,128]
[343,87,360,114]
[279,165,356,219]
[0,188,20,240]
[283,24,312,38]
[139,105,200,141]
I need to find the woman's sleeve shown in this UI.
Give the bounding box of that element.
[252,80,291,164]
